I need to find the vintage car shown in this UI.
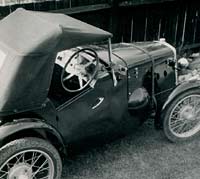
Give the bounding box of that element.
[0,8,200,179]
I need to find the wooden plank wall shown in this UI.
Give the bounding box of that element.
[0,0,110,16]
[0,0,199,51]
[116,0,200,51]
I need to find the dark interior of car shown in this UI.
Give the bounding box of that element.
[48,64,81,107]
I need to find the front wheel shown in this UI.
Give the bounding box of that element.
[0,137,62,179]
[163,89,200,142]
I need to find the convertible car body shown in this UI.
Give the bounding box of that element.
[0,8,200,179]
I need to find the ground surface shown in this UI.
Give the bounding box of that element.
[61,119,200,179]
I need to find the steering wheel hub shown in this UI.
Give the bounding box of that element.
[61,48,99,92]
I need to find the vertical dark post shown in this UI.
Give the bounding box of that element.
[193,10,198,43]
[109,0,120,42]
[69,0,72,8]
[144,17,148,41]
[55,0,58,10]
[174,14,179,46]
[33,2,36,11]
[181,7,188,47]
[157,18,162,40]
[9,5,12,13]
[130,17,133,42]
[38,1,41,10]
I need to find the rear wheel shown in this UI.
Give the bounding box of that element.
[163,89,200,142]
[0,137,62,179]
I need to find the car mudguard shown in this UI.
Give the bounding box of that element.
[161,80,200,112]
[0,118,66,154]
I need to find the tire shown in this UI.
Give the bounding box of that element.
[163,88,200,142]
[0,137,62,179]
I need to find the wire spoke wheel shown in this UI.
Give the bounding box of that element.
[0,150,54,179]
[0,138,62,179]
[169,95,200,137]
[163,89,200,142]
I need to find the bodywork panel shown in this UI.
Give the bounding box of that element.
[56,74,128,143]
[162,80,200,111]
[96,42,173,67]
[96,42,175,98]
[0,119,64,149]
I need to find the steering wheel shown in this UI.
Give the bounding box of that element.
[61,48,99,92]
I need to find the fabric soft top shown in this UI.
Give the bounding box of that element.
[0,8,112,55]
[0,9,111,114]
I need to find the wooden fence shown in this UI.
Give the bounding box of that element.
[0,0,199,52]
[116,0,200,52]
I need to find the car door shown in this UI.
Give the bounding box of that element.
[56,73,128,144]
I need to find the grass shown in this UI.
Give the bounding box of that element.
[61,119,200,179]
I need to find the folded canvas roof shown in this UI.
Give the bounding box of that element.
[0,8,112,55]
[0,9,112,114]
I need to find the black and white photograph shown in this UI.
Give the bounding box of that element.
[0,0,200,178]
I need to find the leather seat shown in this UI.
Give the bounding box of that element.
[128,88,149,109]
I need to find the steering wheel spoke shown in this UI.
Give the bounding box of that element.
[63,73,74,82]
[83,59,96,68]
[61,48,99,92]
[78,76,84,88]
